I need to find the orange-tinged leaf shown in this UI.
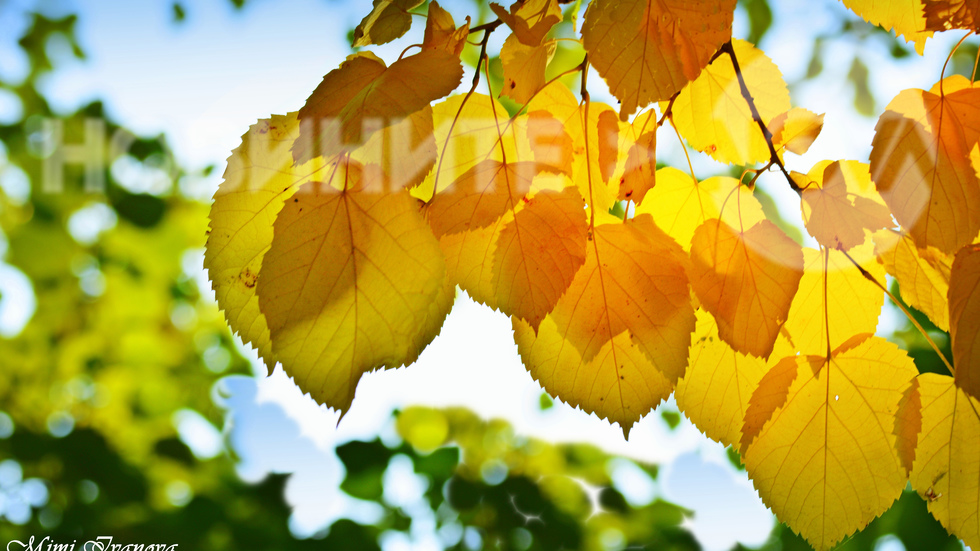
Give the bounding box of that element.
[514,314,673,438]
[294,50,463,163]
[525,110,574,176]
[500,35,557,105]
[422,1,470,56]
[675,310,777,447]
[619,111,658,204]
[582,0,736,120]
[635,168,766,250]
[257,166,453,414]
[784,244,885,356]
[800,161,894,251]
[205,113,333,372]
[909,372,980,550]
[840,0,932,53]
[739,353,801,454]
[415,93,517,202]
[873,229,953,331]
[492,188,588,329]
[770,107,825,156]
[743,336,918,550]
[549,214,696,383]
[352,0,424,47]
[438,215,509,311]
[894,377,922,476]
[689,219,804,358]
[924,0,980,32]
[869,78,980,253]
[950,243,980,399]
[490,0,562,46]
[670,38,790,165]
[596,110,620,184]
[425,160,546,237]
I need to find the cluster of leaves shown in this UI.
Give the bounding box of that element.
[206,0,980,549]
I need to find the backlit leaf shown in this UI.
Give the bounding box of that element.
[908,372,980,550]
[840,0,932,53]
[582,0,736,120]
[784,244,885,356]
[950,243,980,399]
[490,0,562,46]
[492,187,588,329]
[689,219,804,358]
[205,113,332,372]
[770,107,825,156]
[924,0,980,32]
[635,168,766,250]
[352,0,425,47]
[514,314,673,438]
[873,229,953,331]
[619,110,658,204]
[799,160,893,251]
[294,50,463,163]
[425,160,547,237]
[500,35,557,105]
[742,336,918,550]
[350,105,437,193]
[422,1,470,56]
[869,76,980,253]
[549,214,696,384]
[675,310,784,447]
[257,164,453,414]
[670,38,790,165]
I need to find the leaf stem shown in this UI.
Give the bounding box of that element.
[840,250,955,375]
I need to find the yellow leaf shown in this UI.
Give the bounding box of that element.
[689,219,804,358]
[675,310,783,447]
[514,314,673,438]
[869,77,980,253]
[438,215,508,311]
[908,373,980,550]
[548,214,696,383]
[422,1,470,56]
[635,168,766,250]
[349,105,437,193]
[352,0,424,47]
[582,0,736,120]
[784,244,885,355]
[742,336,918,550]
[800,160,894,251]
[205,113,333,372]
[770,107,825,156]
[873,229,953,331]
[492,187,588,329]
[670,38,790,165]
[924,0,980,32]
[500,35,557,105]
[526,83,621,212]
[294,50,463,162]
[257,165,453,414]
[490,0,562,46]
[950,243,980,399]
[840,0,932,53]
[424,160,547,237]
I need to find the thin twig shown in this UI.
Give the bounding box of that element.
[721,40,801,195]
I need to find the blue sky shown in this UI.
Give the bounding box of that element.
[0,0,971,548]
